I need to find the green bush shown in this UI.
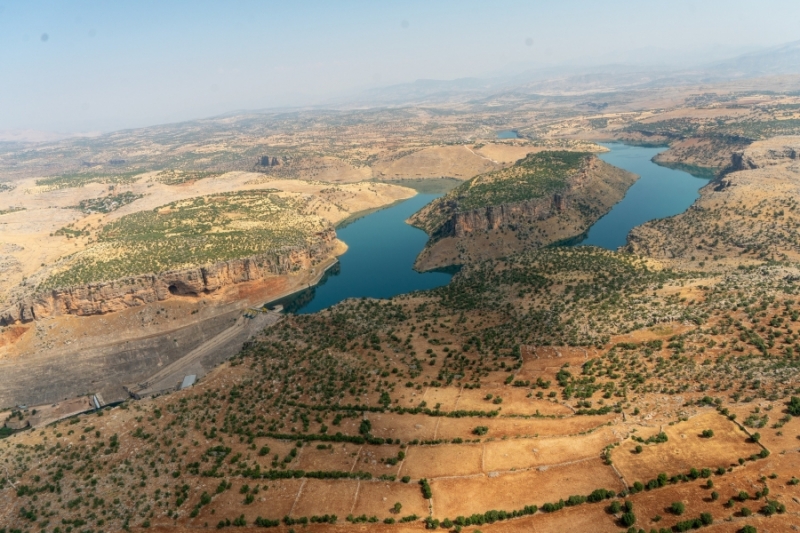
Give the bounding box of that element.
[787,396,800,416]
[419,479,432,499]
[620,511,636,527]
[670,501,685,515]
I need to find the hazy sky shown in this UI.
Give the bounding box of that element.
[1,0,799,134]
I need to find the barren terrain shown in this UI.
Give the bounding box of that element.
[3,76,800,533]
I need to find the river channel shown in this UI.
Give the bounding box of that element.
[275,143,709,314]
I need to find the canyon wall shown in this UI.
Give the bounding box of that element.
[436,193,570,239]
[1,227,338,325]
[411,155,637,271]
[430,157,595,240]
[625,136,800,261]
[728,137,799,171]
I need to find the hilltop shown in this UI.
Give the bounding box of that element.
[409,151,636,270]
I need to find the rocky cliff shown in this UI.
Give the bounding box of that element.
[410,153,637,270]
[728,136,800,171]
[625,136,800,263]
[410,152,597,239]
[432,185,578,240]
[1,227,338,325]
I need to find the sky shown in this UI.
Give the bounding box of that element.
[1,0,799,134]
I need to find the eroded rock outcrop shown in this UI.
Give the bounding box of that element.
[410,153,637,270]
[1,228,338,324]
[728,136,800,172]
[435,189,575,240]
[625,136,800,263]
[414,155,611,241]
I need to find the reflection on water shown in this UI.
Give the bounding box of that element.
[266,262,340,313]
[573,143,710,250]
[267,194,453,314]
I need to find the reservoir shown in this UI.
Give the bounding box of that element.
[497,130,519,139]
[275,193,453,314]
[573,143,710,249]
[276,143,709,313]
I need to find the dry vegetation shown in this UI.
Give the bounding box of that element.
[4,236,800,531]
[41,190,332,290]
[3,80,800,533]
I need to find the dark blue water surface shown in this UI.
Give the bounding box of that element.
[574,143,710,249]
[276,194,453,314]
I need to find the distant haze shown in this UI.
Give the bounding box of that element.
[1,0,799,134]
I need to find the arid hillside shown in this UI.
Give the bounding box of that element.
[626,136,800,267]
[4,243,800,532]
[4,78,800,533]
[0,173,414,407]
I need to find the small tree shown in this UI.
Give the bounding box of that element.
[670,502,685,516]
[787,396,800,416]
[392,502,402,514]
[620,511,636,527]
[419,479,432,499]
[359,419,372,436]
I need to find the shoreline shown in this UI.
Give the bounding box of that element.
[260,246,345,310]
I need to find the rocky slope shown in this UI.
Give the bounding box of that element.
[409,151,637,270]
[651,136,751,178]
[626,136,800,265]
[0,227,338,324]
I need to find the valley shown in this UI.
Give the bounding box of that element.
[2,75,800,533]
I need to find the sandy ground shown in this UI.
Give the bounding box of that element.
[612,411,762,485]
[371,145,498,180]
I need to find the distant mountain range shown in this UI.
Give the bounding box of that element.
[335,40,800,107]
[704,40,800,78]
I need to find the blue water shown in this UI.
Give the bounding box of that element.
[574,143,710,249]
[276,194,453,314]
[272,143,708,314]
[497,130,519,139]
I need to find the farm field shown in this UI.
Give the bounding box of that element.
[3,76,800,533]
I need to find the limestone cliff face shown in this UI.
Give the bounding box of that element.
[437,193,570,239]
[625,137,800,261]
[410,155,637,271]
[713,136,800,190]
[424,156,595,241]
[729,139,799,171]
[1,227,338,324]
